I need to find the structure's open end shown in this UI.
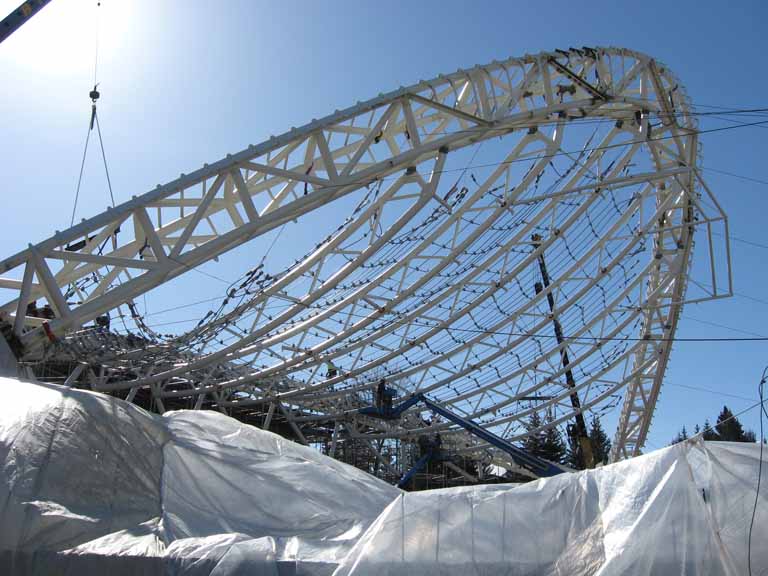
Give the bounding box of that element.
[0,47,731,483]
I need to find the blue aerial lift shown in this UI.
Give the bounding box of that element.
[359,381,567,487]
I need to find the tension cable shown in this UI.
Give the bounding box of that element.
[69,0,115,226]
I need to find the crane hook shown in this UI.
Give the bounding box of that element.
[88,84,100,130]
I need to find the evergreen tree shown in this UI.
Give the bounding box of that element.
[589,414,612,465]
[539,412,566,464]
[565,423,584,470]
[524,411,565,464]
[523,411,544,456]
[693,424,701,435]
[715,405,753,442]
[702,419,719,440]
[670,426,689,446]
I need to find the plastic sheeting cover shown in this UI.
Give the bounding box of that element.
[335,437,768,575]
[1,377,766,575]
[0,378,398,575]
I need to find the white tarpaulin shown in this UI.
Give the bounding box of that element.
[0,378,398,575]
[0,377,765,575]
[335,440,768,575]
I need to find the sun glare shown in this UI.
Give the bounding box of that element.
[1,0,129,76]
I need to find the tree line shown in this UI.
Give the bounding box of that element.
[516,403,759,478]
[522,410,612,470]
[671,405,757,445]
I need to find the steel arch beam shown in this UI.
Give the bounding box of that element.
[0,47,730,463]
[2,48,647,342]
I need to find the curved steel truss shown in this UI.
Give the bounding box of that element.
[0,47,730,468]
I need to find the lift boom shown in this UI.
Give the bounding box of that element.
[360,392,567,480]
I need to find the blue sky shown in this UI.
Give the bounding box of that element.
[1,0,767,449]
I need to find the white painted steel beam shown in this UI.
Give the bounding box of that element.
[0,47,731,464]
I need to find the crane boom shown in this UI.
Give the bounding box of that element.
[0,0,52,44]
[360,392,567,478]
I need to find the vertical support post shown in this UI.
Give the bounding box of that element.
[211,390,228,414]
[372,438,385,475]
[151,382,166,413]
[329,420,341,458]
[531,233,595,469]
[263,402,276,430]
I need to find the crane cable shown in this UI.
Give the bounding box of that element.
[69,0,115,227]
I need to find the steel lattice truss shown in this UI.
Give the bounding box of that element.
[0,47,730,468]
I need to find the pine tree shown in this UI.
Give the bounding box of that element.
[702,419,719,440]
[565,423,584,470]
[538,412,566,464]
[524,411,565,464]
[588,414,612,464]
[715,405,752,442]
[670,426,689,446]
[523,411,544,456]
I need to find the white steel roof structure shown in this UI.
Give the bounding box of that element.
[0,47,730,467]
